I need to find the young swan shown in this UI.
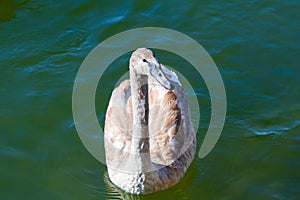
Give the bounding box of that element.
[104,48,196,194]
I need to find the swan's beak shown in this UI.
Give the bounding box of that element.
[148,62,173,90]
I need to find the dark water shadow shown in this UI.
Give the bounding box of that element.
[0,0,43,24]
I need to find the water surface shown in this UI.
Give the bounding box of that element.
[1,0,299,199]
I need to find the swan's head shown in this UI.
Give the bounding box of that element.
[130,48,173,90]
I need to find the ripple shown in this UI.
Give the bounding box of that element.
[245,119,300,136]
[0,144,32,159]
[104,172,141,200]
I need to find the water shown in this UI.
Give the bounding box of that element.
[1,0,299,199]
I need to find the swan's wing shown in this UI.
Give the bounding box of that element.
[104,80,132,167]
[149,72,195,166]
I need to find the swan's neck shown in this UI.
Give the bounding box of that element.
[130,69,151,172]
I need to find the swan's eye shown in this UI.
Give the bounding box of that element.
[142,59,147,62]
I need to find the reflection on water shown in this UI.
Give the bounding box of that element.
[104,171,191,200]
[103,161,198,200]
[104,172,142,200]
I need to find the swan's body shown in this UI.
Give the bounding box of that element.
[104,48,196,194]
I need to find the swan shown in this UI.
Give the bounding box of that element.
[104,48,196,194]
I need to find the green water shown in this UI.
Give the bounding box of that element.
[1,0,300,199]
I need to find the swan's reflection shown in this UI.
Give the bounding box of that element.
[104,171,141,200]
